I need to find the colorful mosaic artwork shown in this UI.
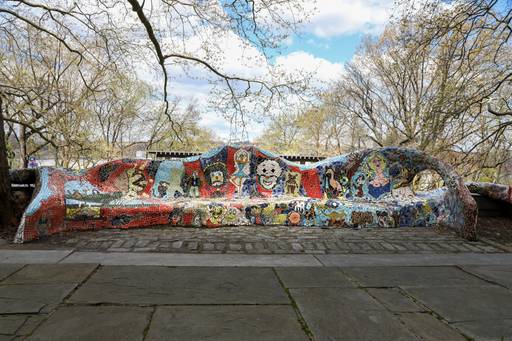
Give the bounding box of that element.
[467,182,512,204]
[14,145,479,243]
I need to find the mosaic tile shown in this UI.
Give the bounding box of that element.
[14,145,479,242]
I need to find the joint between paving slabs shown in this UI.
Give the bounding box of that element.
[312,254,325,266]
[8,315,30,337]
[271,268,316,341]
[337,267,473,341]
[396,286,474,341]
[0,264,28,283]
[142,306,156,341]
[57,249,79,263]
[62,302,292,308]
[455,265,510,290]
[61,263,101,304]
[12,264,103,339]
[0,263,40,339]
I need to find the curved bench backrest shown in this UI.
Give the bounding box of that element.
[81,145,450,201]
[16,144,478,243]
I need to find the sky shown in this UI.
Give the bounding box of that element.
[281,0,393,63]
[164,0,396,141]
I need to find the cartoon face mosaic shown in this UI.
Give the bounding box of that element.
[14,145,479,243]
[257,159,282,190]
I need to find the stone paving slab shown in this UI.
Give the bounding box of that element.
[0,264,97,316]
[0,264,23,281]
[343,266,489,287]
[275,267,355,288]
[26,306,151,341]
[14,314,47,337]
[462,265,512,288]
[0,283,77,314]
[290,287,419,340]
[15,225,504,254]
[0,264,509,340]
[60,251,322,266]
[145,305,308,341]
[367,288,424,312]
[398,313,467,341]
[404,286,512,322]
[453,319,512,340]
[69,266,289,305]
[0,315,28,335]
[2,264,97,285]
[317,253,512,267]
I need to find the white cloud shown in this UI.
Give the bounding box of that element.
[304,0,394,38]
[275,51,344,86]
[133,15,347,142]
[167,29,269,80]
[198,111,267,141]
[283,36,294,46]
[166,50,344,141]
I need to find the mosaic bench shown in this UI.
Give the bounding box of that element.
[466,182,512,204]
[14,145,478,242]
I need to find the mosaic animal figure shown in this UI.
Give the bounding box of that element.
[285,171,301,196]
[15,145,478,242]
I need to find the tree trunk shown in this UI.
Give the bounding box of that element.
[0,96,14,229]
[19,125,28,168]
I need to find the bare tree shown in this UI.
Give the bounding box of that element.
[0,0,311,228]
[258,0,511,184]
[0,96,13,228]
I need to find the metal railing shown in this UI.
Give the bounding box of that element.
[146,150,326,164]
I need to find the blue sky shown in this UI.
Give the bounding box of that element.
[284,32,364,64]
[280,0,393,62]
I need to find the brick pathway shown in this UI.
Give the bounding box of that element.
[26,226,506,254]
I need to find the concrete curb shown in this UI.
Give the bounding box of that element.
[0,249,73,263]
[59,252,323,267]
[1,249,512,267]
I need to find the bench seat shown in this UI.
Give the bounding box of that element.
[15,145,477,242]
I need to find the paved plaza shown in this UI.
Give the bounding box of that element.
[0,262,511,340]
[0,226,511,340]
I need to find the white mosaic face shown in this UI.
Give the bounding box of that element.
[234,149,250,164]
[210,170,224,187]
[256,160,282,190]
